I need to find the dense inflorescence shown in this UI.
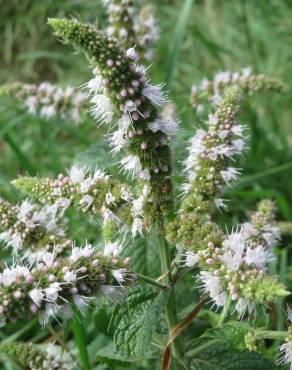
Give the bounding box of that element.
[102,1,159,61]
[0,197,69,255]
[190,68,285,113]
[0,242,134,326]
[0,81,87,124]
[167,207,288,317]
[13,165,148,239]
[241,199,281,248]
[0,342,77,370]
[166,86,287,317]
[48,18,178,226]
[182,87,244,214]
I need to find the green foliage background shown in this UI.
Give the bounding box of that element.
[0,0,292,369]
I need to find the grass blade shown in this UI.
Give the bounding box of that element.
[3,132,37,175]
[165,0,193,88]
[72,307,91,370]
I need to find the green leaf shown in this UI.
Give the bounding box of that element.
[203,322,251,351]
[185,325,274,370]
[186,338,274,370]
[110,286,161,360]
[124,234,161,277]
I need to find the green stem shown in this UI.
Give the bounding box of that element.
[135,272,170,290]
[253,330,287,340]
[217,295,232,326]
[158,230,185,370]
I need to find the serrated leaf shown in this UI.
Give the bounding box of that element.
[123,235,161,277]
[186,335,274,370]
[96,342,136,363]
[110,286,161,360]
[203,322,251,351]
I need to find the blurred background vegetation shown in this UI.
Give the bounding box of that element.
[0,0,292,368]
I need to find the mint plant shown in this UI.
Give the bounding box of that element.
[0,2,291,370]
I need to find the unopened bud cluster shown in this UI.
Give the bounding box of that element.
[0,81,87,124]
[191,68,285,113]
[0,243,134,326]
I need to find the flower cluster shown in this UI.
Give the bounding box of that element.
[167,212,287,317]
[182,87,244,213]
[0,197,69,255]
[279,309,292,369]
[0,342,76,370]
[48,18,178,225]
[12,165,147,239]
[102,1,159,61]
[241,199,281,248]
[0,242,134,326]
[102,0,137,51]
[0,81,87,124]
[134,4,159,61]
[190,68,285,113]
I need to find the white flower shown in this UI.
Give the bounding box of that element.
[235,298,255,319]
[0,231,22,252]
[220,167,240,185]
[245,244,273,270]
[90,93,113,124]
[126,47,138,61]
[132,217,143,237]
[131,196,144,217]
[29,288,45,306]
[138,168,151,180]
[40,105,56,119]
[214,198,228,210]
[73,294,89,311]
[64,271,77,283]
[104,242,123,256]
[221,232,245,271]
[0,265,30,286]
[69,165,86,184]
[279,342,292,367]
[110,129,127,155]
[208,114,218,126]
[80,178,94,193]
[93,169,107,180]
[105,192,116,205]
[40,303,60,325]
[17,200,36,227]
[142,83,166,107]
[80,194,94,208]
[118,114,132,130]
[70,244,94,262]
[112,269,128,285]
[44,282,62,302]
[200,271,227,307]
[25,96,38,114]
[120,187,132,201]
[262,225,281,247]
[183,251,199,267]
[120,155,142,176]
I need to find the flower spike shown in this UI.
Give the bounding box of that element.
[48,18,177,224]
[0,242,135,326]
